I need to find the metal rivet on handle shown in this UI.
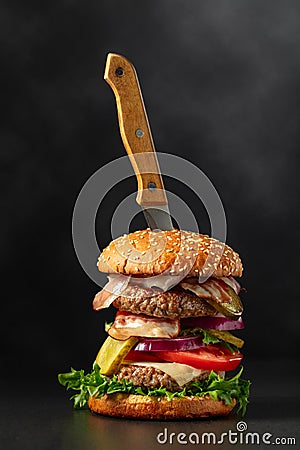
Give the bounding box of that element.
[115,67,124,77]
[135,129,144,138]
[148,182,156,191]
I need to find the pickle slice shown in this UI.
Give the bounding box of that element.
[206,329,244,348]
[206,285,243,319]
[95,335,138,376]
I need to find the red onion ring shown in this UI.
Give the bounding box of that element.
[181,316,244,331]
[133,335,205,352]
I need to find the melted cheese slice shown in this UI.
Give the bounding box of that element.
[128,274,183,291]
[126,362,212,387]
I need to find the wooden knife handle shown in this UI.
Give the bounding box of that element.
[104,53,168,207]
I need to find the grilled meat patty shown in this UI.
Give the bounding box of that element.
[113,285,216,319]
[116,365,212,393]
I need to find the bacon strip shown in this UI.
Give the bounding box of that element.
[220,276,241,294]
[108,311,180,341]
[93,275,131,311]
[180,277,234,305]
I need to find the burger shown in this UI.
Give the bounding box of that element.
[59,229,250,419]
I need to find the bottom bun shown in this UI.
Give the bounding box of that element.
[88,394,236,420]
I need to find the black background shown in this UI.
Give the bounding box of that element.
[2,0,300,398]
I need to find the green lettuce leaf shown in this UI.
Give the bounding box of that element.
[180,327,240,354]
[104,321,113,332]
[186,367,251,416]
[58,364,250,415]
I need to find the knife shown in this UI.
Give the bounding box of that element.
[104,53,173,231]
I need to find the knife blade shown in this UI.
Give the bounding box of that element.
[104,53,173,231]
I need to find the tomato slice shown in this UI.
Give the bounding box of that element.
[124,350,164,363]
[124,345,243,371]
[157,344,243,371]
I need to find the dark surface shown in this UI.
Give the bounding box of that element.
[1,359,299,450]
[1,1,300,449]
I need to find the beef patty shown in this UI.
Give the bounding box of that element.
[116,365,212,393]
[113,285,216,319]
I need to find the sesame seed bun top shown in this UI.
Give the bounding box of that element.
[97,229,243,278]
